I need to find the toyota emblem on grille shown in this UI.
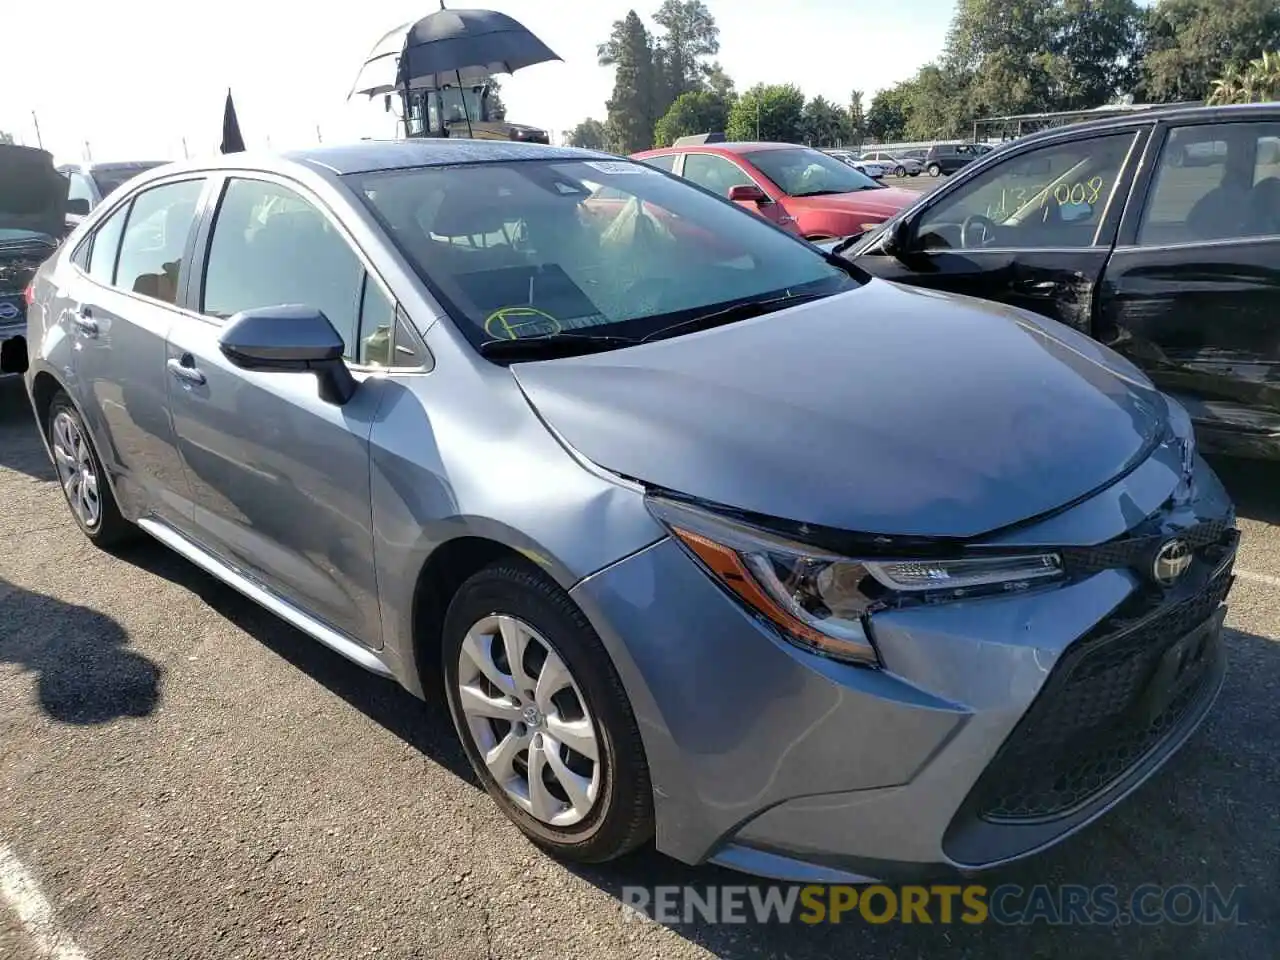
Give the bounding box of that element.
[1152,538,1192,586]
[0,302,19,321]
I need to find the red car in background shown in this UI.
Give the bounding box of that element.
[632,142,917,241]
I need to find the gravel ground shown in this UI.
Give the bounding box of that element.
[0,374,1277,959]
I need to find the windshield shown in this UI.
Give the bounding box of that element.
[745,148,882,197]
[91,163,166,200]
[354,158,858,351]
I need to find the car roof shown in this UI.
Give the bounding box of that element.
[282,140,612,175]
[1017,102,1280,145]
[639,141,805,157]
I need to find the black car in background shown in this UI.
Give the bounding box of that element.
[1,145,67,375]
[845,103,1280,459]
[922,143,981,177]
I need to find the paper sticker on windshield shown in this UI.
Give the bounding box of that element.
[585,160,658,175]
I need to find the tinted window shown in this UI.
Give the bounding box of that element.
[640,154,677,173]
[681,153,752,197]
[66,173,95,207]
[744,147,880,197]
[355,159,855,350]
[114,180,204,303]
[86,204,129,284]
[915,133,1135,250]
[203,179,364,355]
[1138,122,1280,245]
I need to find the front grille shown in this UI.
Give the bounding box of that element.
[1059,518,1232,578]
[969,550,1234,823]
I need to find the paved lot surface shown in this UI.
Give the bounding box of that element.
[0,374,1277,959]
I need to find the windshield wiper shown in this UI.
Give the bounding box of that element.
[640,292,831,344]
[792,189,847,197]
[478,332,642,361]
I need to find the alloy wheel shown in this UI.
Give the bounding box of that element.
[456,614,601,827]
[51,410,101,529]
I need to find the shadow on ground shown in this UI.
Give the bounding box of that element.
[0,377,53,481]
[0,576,162,723]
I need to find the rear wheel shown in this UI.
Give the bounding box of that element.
[895,165,907,177]
[47,392,134,546]
[442,561,653,863]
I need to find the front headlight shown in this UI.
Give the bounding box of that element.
[648,497,1063,667]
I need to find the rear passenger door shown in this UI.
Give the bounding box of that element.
[165,175,417,647]
[1097,119,1280,449]
[65,177,207,528]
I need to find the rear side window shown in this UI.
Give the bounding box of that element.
[86,205,129,284]
[640,154,677,173]
[114,180,204,304]
[1138,122,1280,245]
[202,179,365,357]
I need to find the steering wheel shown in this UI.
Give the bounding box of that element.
[960,214,998,249]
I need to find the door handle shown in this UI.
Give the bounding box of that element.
[166,354,206,386]
[72,307,99,336]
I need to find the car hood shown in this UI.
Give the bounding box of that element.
[0,144,68,240]
[512,280,1168,539]
[786,185,916,220]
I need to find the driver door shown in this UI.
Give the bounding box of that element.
[856,129,1147,334]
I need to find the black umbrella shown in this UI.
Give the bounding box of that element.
[350,5,560,136]
[221,89,245,154]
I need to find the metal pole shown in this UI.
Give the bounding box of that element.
[83,140,92,161]
[756,98,761,140]
[31,111,43,149]
[456,69,474,138]
[182,137,189,159]
[316,124,323,143]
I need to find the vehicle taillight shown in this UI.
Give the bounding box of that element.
[24,284,35,306]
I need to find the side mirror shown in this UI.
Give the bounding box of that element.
[66,197,91,216]
[727,184,769,204]
[883,215,916,258]
[218,305,357,406]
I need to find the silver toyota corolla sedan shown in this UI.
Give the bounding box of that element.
[23,141,1237,882]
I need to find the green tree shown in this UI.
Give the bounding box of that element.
[866,81,917,141]
[653,90,731,146]
[567,118,609,150]
[801,96,847,147]
[904,64,973,140]
[652,0,721,103]
[726,84,806,142]
[1208,49,1280,103]
[705,62,737,102]
[1049,0,1144,109]
[847,90,867,149]
[600,11,660,154]
[0,130,14,145]
[946,0,1057,117]
[1140,0,1280,102]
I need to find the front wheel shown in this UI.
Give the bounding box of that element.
[895,165,907,177]
[928,163,942,177]
[442,561,654,863]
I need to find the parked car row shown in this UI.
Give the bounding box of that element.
[20,121,1245,886]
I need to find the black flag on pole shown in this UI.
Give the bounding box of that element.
[220,89,245,154]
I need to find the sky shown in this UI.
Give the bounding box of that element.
[1,0,959,164]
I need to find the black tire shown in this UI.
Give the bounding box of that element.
[46,392,135,547]
[442,561,653,863]
[895,165,907,177]
[928,163,942,178]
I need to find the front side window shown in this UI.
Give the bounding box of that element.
[915,132,1136,251]
[114,179,204,303]
[743,147,880,197]
[86,204,129,283]
[681,153,753,197]
[203,179,364,355]
[1138,122,1280,245]
[353,158,857,350]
